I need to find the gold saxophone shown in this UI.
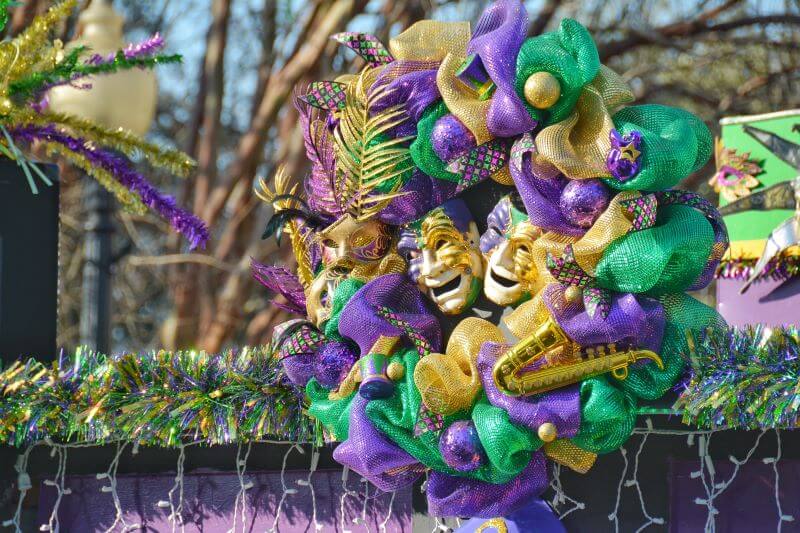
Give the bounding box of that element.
[492,316,664,397]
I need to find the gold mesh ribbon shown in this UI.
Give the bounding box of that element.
[534,66,634,179]
[491,164,515,186]
[502,292,577,367]
[414,317,505,415]
[350,252,407,282]
[544,439,597,474]
[389,21,470,62]
[437,50,492,145]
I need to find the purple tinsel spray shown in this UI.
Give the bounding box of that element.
[87,34,166,65]
[11,124,209,248]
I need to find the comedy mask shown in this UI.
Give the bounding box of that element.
[398,199,483,315]
[480,194,542,306]
[306,214,399,326]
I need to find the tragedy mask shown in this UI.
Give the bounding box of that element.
[398,199,483,315]
[480,194,542,306]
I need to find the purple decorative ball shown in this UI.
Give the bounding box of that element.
[313,341,357,389]
[431,114,476,163]
[559,179,611,229]
[439,421,485,472]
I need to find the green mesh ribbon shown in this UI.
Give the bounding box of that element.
[595,204,714,295]
[605,104,712,191]
[572,377,637,454]
[365,350,537,484]
[619,293,725,401]
[515,18,600,126]
[410,102,461,182]
[307,379,353,441]
[472,395,543,478]
[322,278,365,340]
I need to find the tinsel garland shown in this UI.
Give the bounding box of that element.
[0,0,208,248]
[0,346,320,448]
[9,37,181,103]
[715,255,800,282]
[675,325,800,429]
[11,124,209,248]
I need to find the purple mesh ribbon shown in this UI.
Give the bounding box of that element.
[333,396,425,491]
[338,273,443,356]
[477,342,581,437]
[655,190,729,291]
[467,0,537,138]
[509,133,586,237]
[379,169,457,225]
[427,452,548,518]
[372,61,441,123]
[543,284,665,353]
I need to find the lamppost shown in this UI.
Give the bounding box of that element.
[49,0,158,353]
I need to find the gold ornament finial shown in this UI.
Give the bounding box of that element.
[537,422,558,443]
[564,285,582,304]
[524,72,561,109]
[387,361,405,381]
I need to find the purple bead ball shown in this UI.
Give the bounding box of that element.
[431,114,476,163]
[439,421,485,472]
[313,341,357,389]
[559,179,611,229]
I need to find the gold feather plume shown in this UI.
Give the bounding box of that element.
[332,67,414,221]
[256,168,315,288]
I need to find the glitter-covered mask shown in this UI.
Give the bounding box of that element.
[306,214,395,326]
[398,199,483,315]
[479,194,542,306]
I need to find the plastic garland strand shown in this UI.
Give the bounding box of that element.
[675,325,800,429]
[0,0,208,248]
[0,346,321,448]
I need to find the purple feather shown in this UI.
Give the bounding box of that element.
[295,95,341,220]
[251,259,307,315]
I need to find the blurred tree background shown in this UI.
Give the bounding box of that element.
[9,0,800,353]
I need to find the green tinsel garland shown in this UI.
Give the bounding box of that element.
[8,47,183,102]
[674,325,800,429]
[0,346,320,448]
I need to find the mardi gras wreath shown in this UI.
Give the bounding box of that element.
[250,0,731,519]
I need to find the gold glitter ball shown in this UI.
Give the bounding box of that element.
[564,285,582,304]
[387,361,405,381]
[0,98,13,116]
[537,422,558,443]
[524,72,561,109]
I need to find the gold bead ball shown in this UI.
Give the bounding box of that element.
[0,97,13,116]
[564,285,582,304]
[537,422,558,443]
[387,361,405,381]
[524,72,561,109]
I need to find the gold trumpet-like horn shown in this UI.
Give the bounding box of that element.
[492,316,664,397]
